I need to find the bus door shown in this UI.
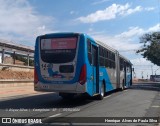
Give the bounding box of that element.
[91,44,99,94]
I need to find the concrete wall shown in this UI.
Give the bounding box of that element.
[0,64,34,72]
[0,80,34,88]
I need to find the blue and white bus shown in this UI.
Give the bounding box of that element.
[34,33,132,99]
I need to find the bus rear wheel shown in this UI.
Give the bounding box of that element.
[121,79,125,91]
[97,83,105,100]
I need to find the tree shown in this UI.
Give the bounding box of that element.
[136,32,160,66]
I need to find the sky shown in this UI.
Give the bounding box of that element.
[0,0,160,78]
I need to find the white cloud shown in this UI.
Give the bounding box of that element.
[116,27,144,38]
[115,24,160,39]
[76,3,155,23]
[148,24,160,32]
[92,0,110,5]
[131,58,153,66]
[0,0,55,45]
[120,6,142,16]
[92,33,141,52]
[90,23,160,52]
[145,7,155,11]
[89,27,143,51]
[77,3,130,23]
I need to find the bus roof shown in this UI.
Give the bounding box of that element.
[119,54,132,65]
[39,32,132,65]
[96,40,117,53]
[39,32,81,37]
[96,40,132,65]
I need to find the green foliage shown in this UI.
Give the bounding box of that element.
[137,32,160,66]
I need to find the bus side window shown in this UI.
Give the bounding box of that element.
[87,39,92,64]
[120,58,124,71]
[92,46,97,66]
[99,46,105,66]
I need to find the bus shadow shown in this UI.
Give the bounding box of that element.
[0,93,94,110]
[0,87,132,111]
[53,95,95,108]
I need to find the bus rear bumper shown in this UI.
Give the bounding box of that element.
[34,82,86,93]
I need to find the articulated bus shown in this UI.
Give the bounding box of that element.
[34,33,132,100]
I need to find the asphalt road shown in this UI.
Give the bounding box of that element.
[0,83,159,126]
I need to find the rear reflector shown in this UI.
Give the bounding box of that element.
[79,64,86,85]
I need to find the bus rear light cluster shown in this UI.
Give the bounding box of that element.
[34,68,39,84]
[79,64,86,85]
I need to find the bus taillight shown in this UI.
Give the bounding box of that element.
[34,68,38,84]
[79,64,86,85]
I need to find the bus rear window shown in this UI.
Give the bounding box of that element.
[40,37,77,63]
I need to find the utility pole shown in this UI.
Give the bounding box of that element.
[134,72,136,78]
[155,67,160,75]
[141,71,144,79]
[2,49,5,64]
[151,65,153,75]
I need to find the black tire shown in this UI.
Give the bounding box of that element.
[130,79,132,86]
[97,83,105,100]
[121,79,125,91]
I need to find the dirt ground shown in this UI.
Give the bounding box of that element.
[0,70,34,80]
